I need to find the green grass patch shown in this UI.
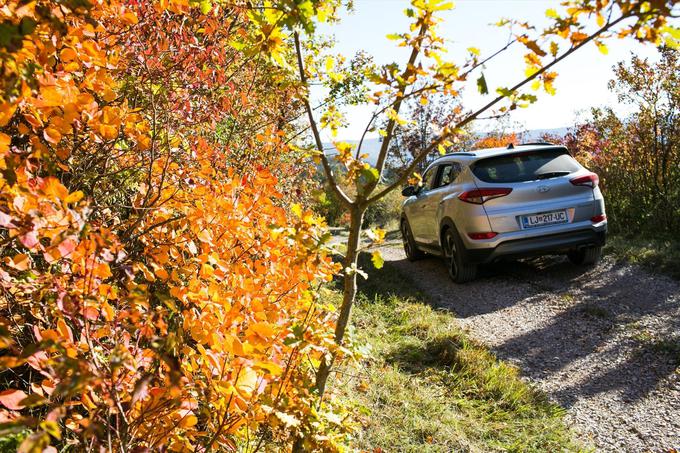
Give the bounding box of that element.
[605,235,680,280]
[330,252,586,452]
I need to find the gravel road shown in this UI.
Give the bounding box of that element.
[379,244,680,452]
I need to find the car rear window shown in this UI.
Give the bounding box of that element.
[472,148,580,183]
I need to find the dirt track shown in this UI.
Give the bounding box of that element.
[380,244,680,452]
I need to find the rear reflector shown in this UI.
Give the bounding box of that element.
[570,173,599,188]
[468,232,498,240]
[458,188,512,204]
[591,214,607,223]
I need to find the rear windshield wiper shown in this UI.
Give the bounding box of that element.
[535,171,570,180]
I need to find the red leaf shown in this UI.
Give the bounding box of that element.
[19,231,39,249]
[0,389,27,410]
[57,237,77,258]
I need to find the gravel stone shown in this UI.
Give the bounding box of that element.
[379,244,680,452]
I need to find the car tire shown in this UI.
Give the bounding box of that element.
[443,227,477,283]
[401,219,425,262]
[568,245,602,266]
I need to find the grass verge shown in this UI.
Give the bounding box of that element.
[605,235,680,280]
[329,252,584,452]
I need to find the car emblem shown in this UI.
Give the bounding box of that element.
[537,185,550,193]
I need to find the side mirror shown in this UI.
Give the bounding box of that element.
[401,185,417,197]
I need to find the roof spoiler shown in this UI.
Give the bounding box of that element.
[507,142,556,149]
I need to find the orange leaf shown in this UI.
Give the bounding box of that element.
[0,132,10,157]
[0,102,16,127]
[60,47,77,62]
[154,268,169,280]
[40,86,64,107]
[249,322,276,339]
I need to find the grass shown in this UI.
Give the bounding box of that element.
[605,235,680,280]
[328,252,585,452]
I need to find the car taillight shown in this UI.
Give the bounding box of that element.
[570,173,599,188]
[468,232,498,240]
[458,188,512,204]
[591,214,606,223]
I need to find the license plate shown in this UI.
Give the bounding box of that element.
[521,210,568,229]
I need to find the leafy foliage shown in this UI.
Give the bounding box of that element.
[0,0,351,450]
[562,47,680,237]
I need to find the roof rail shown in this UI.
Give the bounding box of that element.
[446,151,476,156]
[517,142,555,146]
[433,151,476,159]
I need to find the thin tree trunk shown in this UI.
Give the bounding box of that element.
[315,204,365,397]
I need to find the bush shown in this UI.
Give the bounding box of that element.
[564,48,680,238]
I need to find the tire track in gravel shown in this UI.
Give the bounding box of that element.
[379,244,680,452]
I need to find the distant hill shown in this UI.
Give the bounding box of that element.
[322,127,570,166]
[521,127,569,141]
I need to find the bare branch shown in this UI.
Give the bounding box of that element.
[367,24,428,199]
[367,13,629,204]
[294,31,353,207]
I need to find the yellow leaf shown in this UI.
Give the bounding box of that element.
[235,367,258,397]
[65,191,84,204]
[371,250,384,269]
[291,203,302,218]
[545,8,558,18]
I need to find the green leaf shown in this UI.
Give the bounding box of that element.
[496,87,514,97]
[476,73,488,95]
[356,167,379,195]
[0,22,22,51]
[19,18,36,36]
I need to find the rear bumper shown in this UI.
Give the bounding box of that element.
[464,227,607,264]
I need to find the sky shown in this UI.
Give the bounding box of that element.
[315,0,666,141]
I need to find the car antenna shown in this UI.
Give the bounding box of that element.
[507,143,514,149]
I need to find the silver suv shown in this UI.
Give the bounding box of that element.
[400,143,607,283]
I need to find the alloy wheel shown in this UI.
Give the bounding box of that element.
[444,231,458,280]
[401,222,412,257]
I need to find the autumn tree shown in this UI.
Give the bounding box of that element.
[0,0,352,451]
[385,90,473,175]
[563,46,680,234]
[295,0,679,397]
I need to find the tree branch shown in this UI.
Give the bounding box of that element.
[294,31,353,207]
[367,13,629,204]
